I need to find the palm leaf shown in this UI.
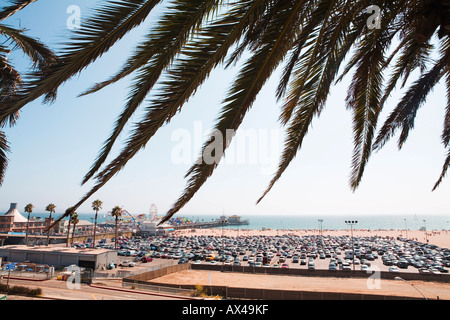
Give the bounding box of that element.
[0,0,36,21]
[0,24,57,70]
[373,50,450,152]
[72,0,274,213]
[159,0,308,223]
[81,0,223,185]
[258,0,369,202]
[432,70,450,190]
[0,0,161,127]
[0,130,9,186]
[346,28,389,190]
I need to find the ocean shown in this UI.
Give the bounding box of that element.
[28,213,450,231]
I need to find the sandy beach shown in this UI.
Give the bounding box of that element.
[172,228,450,249]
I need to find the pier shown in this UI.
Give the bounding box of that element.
[172,220,227,230]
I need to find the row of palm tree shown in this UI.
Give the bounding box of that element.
[22,200,123,249]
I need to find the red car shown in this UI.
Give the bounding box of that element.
[141,256,153,263]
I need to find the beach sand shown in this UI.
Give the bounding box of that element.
[172,228,450,248]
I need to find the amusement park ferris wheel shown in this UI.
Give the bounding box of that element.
[149,204,158,221]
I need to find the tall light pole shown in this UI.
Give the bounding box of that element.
[318,219,323,238]
[221,217,228,272]
[404,219,408,239]
[423,220,428,243]
[395,277,429,300]
[345,220,358,271]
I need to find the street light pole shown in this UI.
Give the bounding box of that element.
[423,220,428,243]
[318,219,323,238]
[345,220,358,271]
[404,219,408,239]
[395,277,428,300]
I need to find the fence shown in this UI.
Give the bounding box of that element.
[121,281,194,296]
[190,263,450,283]
[93,260,176,279]
[123,263,190,282]
[121,263,194,296]
[0,270,51,280]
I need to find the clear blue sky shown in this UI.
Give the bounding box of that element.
[0,0,449,220]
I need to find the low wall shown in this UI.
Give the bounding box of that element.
[122,263,443,300]
[145,281,423,300]
[124,263,190,283]
[191,264,450,283]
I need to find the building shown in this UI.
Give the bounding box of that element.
[139,220,174,236]
[0,245,117,270]
[58,219,94,235]
[0,203,52,234]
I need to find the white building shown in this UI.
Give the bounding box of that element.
[139,220,174,236]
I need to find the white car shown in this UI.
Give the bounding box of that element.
[120,260,135,267]
[389,266,400,273]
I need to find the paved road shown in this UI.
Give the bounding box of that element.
[2,278,189,300]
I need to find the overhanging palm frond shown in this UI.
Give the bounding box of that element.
[3,0,450,226]
[160,0,307,223]
[0,0,36,21]
[432,71,450,190]
[344,0,411,190]
[0,0,161,127]
[74,0,275,213]
[44,207,74,233]
[346,29,387,191]
[258,0,368,202]
[81,0,223,185]
[0,130,9,186]
[373,49,450,152]
[0,24,57,70]
[443,72,450,148]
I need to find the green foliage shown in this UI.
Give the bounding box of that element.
[0,283,42,297]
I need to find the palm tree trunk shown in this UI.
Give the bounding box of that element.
[66,219,71,247]
[71,222,77,246]
[46,213,52,246]
[93,211,98,248]
[115,217,118,250]
[25,212,30,246]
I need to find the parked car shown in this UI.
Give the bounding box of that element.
[120,260,135,267]
[141,256,153,263]
[389,266,400,273]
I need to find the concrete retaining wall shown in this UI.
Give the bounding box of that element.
[191,264,450,283]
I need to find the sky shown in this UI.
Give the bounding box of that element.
[0,0,449,220]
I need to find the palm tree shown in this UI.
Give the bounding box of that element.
[70,212,79,246]
[45,203,56,246]
[0,0,57,186]
[91,199,103,248]
[24,203,34,246]
[111,206,123,250]
[65,207,75,247]
[11,0,450,226]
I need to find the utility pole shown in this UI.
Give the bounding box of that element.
[423,220,428,243]
[404,219,408,239]
[318,219,323,238]
[345,220,358,271]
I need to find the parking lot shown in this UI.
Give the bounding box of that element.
[105,233,450,276]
